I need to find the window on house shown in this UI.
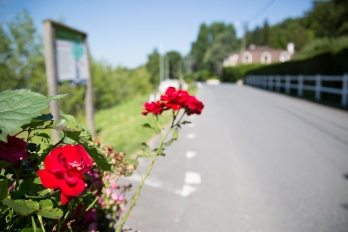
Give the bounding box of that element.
[279,52,290,62]
[260,52,271,64]
[242,52,252,64]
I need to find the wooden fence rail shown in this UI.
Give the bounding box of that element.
[244,74,348,106]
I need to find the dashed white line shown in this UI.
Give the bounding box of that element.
[184,172,201,184]
[186,151,197,159]
[187,133,196,139]
[175,184,197,197]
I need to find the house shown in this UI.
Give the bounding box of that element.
[223,43,294,67]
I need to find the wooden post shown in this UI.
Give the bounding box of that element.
[315,74,321,101]
[298,74,303,97]
[84,38,95,136]
[269,76,273,90]
[342,73,348,106]
[43,21,60,143]
[285,75,290,94]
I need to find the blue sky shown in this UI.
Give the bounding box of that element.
[0,0,313,69]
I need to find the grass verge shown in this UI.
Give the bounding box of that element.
[94,95,171,155]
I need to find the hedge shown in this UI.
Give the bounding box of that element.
[221,63,264,82]
[245,47,348,76]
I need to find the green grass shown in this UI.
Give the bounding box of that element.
[94,95,171,155]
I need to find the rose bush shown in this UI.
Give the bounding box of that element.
[0,87,204,231]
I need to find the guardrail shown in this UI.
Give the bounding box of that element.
[244,74,348,106]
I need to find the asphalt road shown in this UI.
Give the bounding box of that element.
[124,83,348,232]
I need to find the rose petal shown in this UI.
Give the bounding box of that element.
[38,169,60,189]
[59,177,85,197]
[44,146,67,173]
[75,144,93,167]
[63,145,82,164]
[60,192,73,205]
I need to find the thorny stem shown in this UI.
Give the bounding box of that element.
[115,115,175,232]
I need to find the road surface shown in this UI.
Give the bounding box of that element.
[124,83,348,232]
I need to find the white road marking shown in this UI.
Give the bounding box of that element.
[186,151,197,159]
[185,172,201,184]
[175,184,197,197]
[125,173,163,189]
[187,133,196,139]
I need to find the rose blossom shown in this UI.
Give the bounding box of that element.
[38,144,93,205]
[160,87,189,110]
[0,135,27,162]
[185,96,204,115]
[142,101,165,115]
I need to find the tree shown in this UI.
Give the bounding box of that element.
[0,10,46,94]
[303,1,337,38]
[190,22,238,73]
[165,50,181,79]
[191,23,210,70]
[145,49,160,85]
[204,31,239,75]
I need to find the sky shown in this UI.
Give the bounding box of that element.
[0,0,313,69]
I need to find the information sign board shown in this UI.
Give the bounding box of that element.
[55,26,89,82]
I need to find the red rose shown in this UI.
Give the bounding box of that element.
[0,135,27,162]
[142,101,165,115]
[160,87,190,110]
[38,144,93,205]
[185,96,204,115]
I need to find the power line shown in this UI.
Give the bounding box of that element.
[247,0,277,22]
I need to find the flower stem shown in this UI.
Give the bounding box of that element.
[115,115,174,232]
[37,215,46,232]
[85,196,99,212]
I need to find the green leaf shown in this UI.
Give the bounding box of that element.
[25,199,39,211]
[39,199,53,209]
[164,139,175,147]
[32,177,42,185]
[182,121,191,125]
[0,160,12,168]
[0,89,66,142]
[82,143,111,171]
[1,198,35,216]
[142,123,153,129]
[25,189,54,199]
[22,228,43,232]
[0,179,8,200]
[34,113,53,121]
[37,207,63,219]
[56,112,111,171]
[172,128,179,140]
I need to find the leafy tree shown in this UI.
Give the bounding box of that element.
[333,0,348,36]
[204,31,239,75]
[303,1,337,38]
[247,18,313,51]
[190,22,238,73]
[0,10,46,94]
[145,49,160,85]
[165,50,181,79]
[191,23,210,70]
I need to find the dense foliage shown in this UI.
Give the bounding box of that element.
[0,11,153,117]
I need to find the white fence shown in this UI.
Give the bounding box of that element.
[244,74,348,106]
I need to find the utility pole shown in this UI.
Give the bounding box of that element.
[165,55,169,80]
[159,53,164,84]
[241,21,247,51]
